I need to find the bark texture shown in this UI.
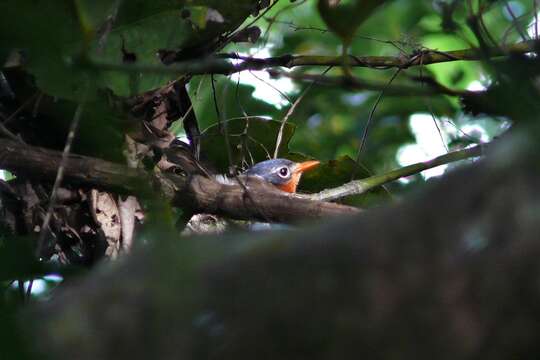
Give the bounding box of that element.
[0,139,358,224]
[0,139,146,193]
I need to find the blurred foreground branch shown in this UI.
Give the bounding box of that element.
[29,135,540,360]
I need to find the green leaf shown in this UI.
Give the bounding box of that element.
[0,0,257,100]
[0,0,90,100]
[88,9,194,97]
[317,0,388,44]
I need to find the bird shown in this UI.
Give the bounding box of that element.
[163,142,319,193]
[244,158,320,193]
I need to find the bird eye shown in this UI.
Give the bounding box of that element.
[278,167,289,178]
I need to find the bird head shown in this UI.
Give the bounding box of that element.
[245,158,320,193]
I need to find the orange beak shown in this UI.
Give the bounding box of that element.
[294,160,320,174]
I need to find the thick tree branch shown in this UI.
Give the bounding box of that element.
[0,139,147,193]
[175,175,359,222]
[0,139,358,223]
[304,144,485,201]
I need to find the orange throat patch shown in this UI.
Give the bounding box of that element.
[276,173,302,193]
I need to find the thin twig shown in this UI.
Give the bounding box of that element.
[25,279,33,299]
[273,92,306,158]
[3,92,39,125]
[534,0,539,40]
[504,1,529,42]
[354,68,402,172]
[265,18,422,52]
[249,70,292,104]
[32,92,44,118]
[428,103,449,151]
[260,0,307,48]
[477,3,500,48]
[303,144,485,202]
[269,69,472,97]
[0,92,38,142]
[0,119,22,143]
[95,0,124,53]
[273,66,333,158]
[418,53,448,152]
[235,75,255,167]
[211,74,222,131]
[210,75,234,174]
[35,102,85,258]
[235,74,249,119]
[176,104,194,131]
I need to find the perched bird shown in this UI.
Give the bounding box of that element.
[163,142,319,194]
[244,158,320,193]
[173,157,320,234]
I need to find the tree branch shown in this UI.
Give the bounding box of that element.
[0,139,147,193]
[0,139,358,223]
[304,144,485,202]
[281,40,536,69]
[88,40,538,76]
[175,175,359,222]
